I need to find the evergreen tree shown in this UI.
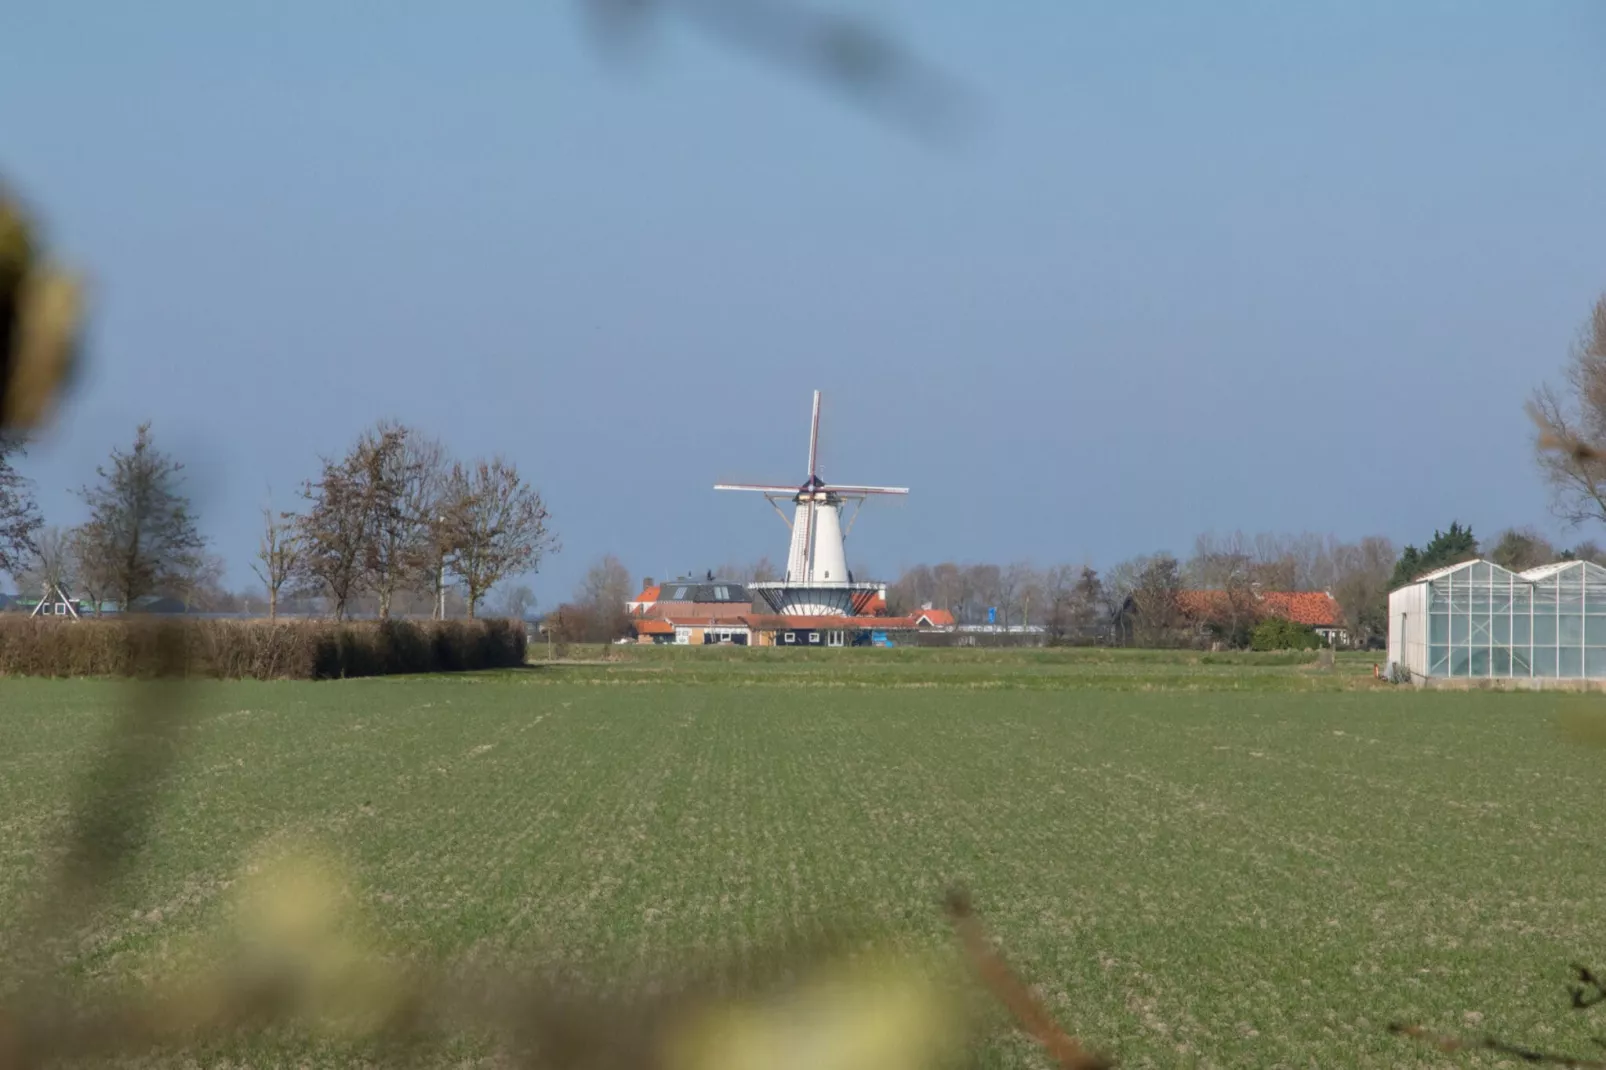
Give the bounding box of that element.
[1389,522,1479,589]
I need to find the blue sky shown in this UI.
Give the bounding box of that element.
[4,2,1605,605]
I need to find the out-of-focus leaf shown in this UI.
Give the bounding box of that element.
[663,947,966,1070]
[0,186,83,435]
[1557,700,1606,749]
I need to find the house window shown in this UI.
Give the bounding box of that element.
[784,632,796,644]
[828,630,844,647]
[715,586,729,600]
[673,587,688,600]
[809,632,821,644]
[674,627,691,645]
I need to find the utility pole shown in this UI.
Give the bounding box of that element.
[436,514,447,620]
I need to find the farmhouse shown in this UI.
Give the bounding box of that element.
[1389,557,1606,680]
[630,577,756,645]
[1175,589,1347,645]
[627,578,957,647]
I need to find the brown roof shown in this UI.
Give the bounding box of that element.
[641,601,751,622]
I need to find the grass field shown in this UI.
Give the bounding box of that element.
[2,649,1605,1068]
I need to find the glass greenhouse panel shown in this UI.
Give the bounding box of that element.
[1561,613,1585,646]
[1589,648,1606,677]
[1562,647,1585,678]
[1536,614,1558,645]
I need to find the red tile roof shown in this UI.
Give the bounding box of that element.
[634,619,674,635]
[1260,591,1343,627]
[912,608,956,628]
[1176,590,1342,628]
[632,586,661,604]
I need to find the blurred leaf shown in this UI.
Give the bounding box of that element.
[1557,700,1606,749]
[664,947,966,1070]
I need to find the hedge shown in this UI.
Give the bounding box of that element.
[0,617,528,680]
[1249,617,1325,652]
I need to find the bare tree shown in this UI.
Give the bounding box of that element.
[575,554,633,641]
[0,434,42,580]
[715,557,780,585]
[360,422,449,619]
[494,583,538,621]
[171,551,228,611]
[1565,540,1606,565]
[998,562,1032,628]
[251,501,301,621]
[1488,526,1556,572]
[440,457,557,619]
[1102,556,1147,646]
[295,429,398,621]
[14,523,73,599]
[1040,565,1074,644]
[66,526,109,616]
[1129,554,1182,648]
[1532,294,1606,528]
[72,423,205,611]
[1330,535,1397,646]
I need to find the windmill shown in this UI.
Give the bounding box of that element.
[716,390,907,616]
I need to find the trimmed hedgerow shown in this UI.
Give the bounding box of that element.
[0,617,527,680]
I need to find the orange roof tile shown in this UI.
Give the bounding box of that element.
[913,608,956,627]
[634,619,674,635]
[632,586,661,604]
[1176,590,1342,628]
[1260,591,1343,627]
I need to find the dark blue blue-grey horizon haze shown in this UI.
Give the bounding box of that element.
[4,2,1605,606]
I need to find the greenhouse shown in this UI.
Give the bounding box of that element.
[1388,559,1606,679]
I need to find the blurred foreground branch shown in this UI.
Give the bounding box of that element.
[1391,962,1606,1069]
[582,0,973,140]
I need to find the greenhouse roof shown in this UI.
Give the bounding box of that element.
[1409,559,1514,583]
[1401,558,1606,588]
[1517,560,1606,581]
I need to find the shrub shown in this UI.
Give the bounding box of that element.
[1249,617,1324,652]
[0,617,527,680]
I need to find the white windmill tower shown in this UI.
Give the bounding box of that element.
[716,390,907,616]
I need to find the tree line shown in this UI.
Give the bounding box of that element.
[885,521,1606,649]
[0,419,555,621]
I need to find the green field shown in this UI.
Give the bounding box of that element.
[2,650,1604,1068]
